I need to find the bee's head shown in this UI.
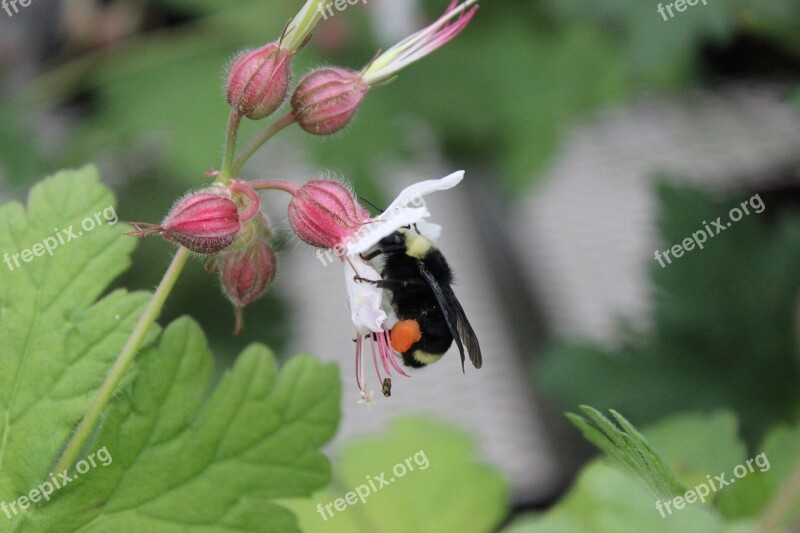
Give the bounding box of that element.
[379,231,406,248]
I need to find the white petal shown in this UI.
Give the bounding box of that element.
[414,219,442,242]
[345,171,464,255]
[345,206,428,255]
[384,170,464,215]
[344,256,387,333]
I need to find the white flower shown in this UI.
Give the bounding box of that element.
[345,170,464,255]
[344,255,387,334]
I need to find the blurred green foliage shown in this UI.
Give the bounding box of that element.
[507,411,800,532]
[281,417,509,532]
[544,0,800,85]
[538,181,800,445]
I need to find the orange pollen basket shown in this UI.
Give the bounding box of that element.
[390,319,422,353]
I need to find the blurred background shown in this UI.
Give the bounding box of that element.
[1,0,800,530]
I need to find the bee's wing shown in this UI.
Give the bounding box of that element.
[417,262,482,371]
[444,290,482,369]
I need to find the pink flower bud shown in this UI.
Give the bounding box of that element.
[127,191,241,254]
[221,240,277,334]
[226,43,292,120]
[291,67,369,135]
[288,180,370,249]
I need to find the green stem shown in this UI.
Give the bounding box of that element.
[219,110,243,180]
[232,112,296,175]
[758,454,800,533]
[54,247,191,474]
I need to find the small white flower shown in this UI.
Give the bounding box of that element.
[357,389,376,408]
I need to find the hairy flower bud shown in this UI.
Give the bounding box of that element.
[291,67,369,135]
[127,191,242,254]
[226,43,292,120]
[221,239,277,334]
[288,180,370,250]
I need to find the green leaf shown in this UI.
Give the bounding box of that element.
[18,318,340,531]
[643,412,746,493]
[0,166,149,513]
[717,421,800,522]
[568,406,684,501]
[503,461,753,533]
[279,417,509,533]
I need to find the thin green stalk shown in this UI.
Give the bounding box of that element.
[758,454,800,533]
[232,112,296,175]
[54,247,191,474]
[219,110,243,180]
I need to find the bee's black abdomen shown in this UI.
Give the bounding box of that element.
[399,311,454,367]
[379,231,456,367]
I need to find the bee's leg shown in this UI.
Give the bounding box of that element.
[360,249,383,261]
[353,276,427,290]
[360,245,406,261]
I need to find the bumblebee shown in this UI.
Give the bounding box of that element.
[358,227,482,370]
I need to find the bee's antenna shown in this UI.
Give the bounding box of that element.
[358,196,384,214]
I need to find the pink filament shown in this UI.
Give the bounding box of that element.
[370,334,384,385]
[355,333,366,393]
[379,329,410,377]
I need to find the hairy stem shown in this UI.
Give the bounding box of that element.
[54,247,191,473]
[248,178,301,195]
[232,112,296,175]
[219,110,243,180]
